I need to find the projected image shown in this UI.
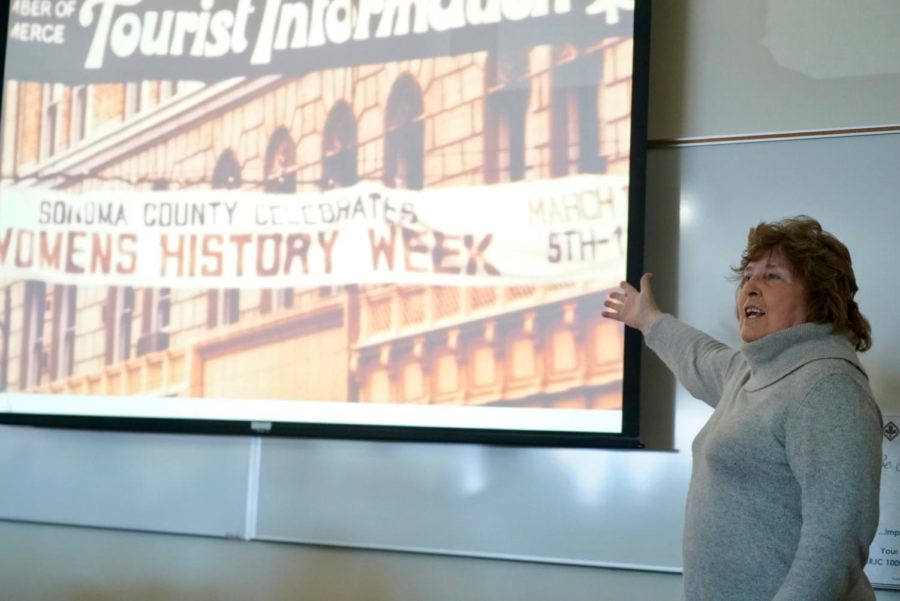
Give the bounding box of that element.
[0,0,645,443]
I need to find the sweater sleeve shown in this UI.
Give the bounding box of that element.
[644,314,742,407]
[773,373,883,601]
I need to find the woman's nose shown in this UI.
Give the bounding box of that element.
[743,276,761,294]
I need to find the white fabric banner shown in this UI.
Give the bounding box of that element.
[0,175,628,288]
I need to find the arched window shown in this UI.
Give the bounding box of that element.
[383,75,424,190]
[209,150,243,326]
[212,149,243,190]
[264,126,297,194]
[322,101,358,190]
[262,128,296,311]
[484,52,531,184]
[550,44,605,176]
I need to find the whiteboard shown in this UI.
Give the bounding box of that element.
[254,132,900,569]
[0,426,251,537]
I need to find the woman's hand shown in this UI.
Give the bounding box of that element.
[602,273,663,335]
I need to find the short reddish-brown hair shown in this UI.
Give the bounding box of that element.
[732,216,871,351]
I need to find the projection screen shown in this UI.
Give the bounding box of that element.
[0,0,649,447]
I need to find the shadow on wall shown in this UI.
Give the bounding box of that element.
[638,147,682,451]
[647,0,691,140]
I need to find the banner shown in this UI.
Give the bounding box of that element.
[0,175,628,288]
[5,0,636,84]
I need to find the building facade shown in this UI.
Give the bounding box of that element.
[0,36,633,415]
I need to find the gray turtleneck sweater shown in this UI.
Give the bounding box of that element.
[645,315,882,601]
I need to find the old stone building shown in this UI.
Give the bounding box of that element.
[0,35,633,417]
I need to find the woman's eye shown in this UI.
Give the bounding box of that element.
[766,273,781,280]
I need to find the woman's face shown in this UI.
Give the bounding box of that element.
[738,248,809,343]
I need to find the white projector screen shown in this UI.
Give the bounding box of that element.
[0,0,649,447]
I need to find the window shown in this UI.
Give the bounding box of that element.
[591,319,623,367]
[105,287,135,364]
[471,346,496,387]
[509,337,536,380]
[367,368,391,403]
[484,53,531,183]
[51,285,77,380]
[262,128,296,311]
[208,287,240,328]
[1,285,10,391]
[160,80,180,101]
[209,150,244,326]
[137,288,170,357]
[435,353,459,395]
[402,361,424,402]
[70,85,89,144]
[20,281,47,389]
[550,45,606,176]
[551,329,578,372]
[384,75,424,190]
[322,101,358,190]
[124,81,146,118]
[41,84,64,159]
[212,149,243,190]
[134,181,172,355]
[264,126,297,194]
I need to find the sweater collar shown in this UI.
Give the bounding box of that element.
[741,322,864,391]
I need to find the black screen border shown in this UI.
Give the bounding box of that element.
[0,0,651,449]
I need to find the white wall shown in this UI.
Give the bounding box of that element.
[648,0,900,139]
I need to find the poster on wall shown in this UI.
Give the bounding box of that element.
[866,417,900,590]
[0,0,650,446]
